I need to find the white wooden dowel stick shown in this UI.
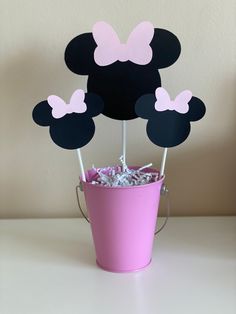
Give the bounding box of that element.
[76,148,86,182]
[122,120,127,170]
[160,147,168,177]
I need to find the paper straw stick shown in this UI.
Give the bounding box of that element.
[122,120,127,171]
[160,147,168,177]
[76,148,86,182]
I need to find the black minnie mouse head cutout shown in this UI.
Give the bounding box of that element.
[32,89,103,150]
[135,87,206,148]
[65,21,181,121]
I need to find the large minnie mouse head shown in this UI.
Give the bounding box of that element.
[65,21,181,120]
[32,89,103,150]
[135,87,206,147]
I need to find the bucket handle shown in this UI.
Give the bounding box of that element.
[75,183,170,235]
[76,183,90,223]
[155,184,170,235]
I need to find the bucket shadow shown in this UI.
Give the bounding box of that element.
[5,219,97,268]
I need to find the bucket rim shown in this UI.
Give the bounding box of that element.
[81,166,165,190]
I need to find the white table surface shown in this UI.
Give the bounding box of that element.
[0,217,235,314]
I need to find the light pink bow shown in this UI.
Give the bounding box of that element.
[155,87,192,114]
[92,21,154,66]
[47,89,87,119]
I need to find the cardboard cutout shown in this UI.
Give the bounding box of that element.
[32,89,103,150]
[65,22,181,120]
[135,87,206,147]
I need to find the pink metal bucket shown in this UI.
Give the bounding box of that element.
[82,167,164,273]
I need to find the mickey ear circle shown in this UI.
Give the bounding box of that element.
[84,93,104,117]
[151,28,181,69]
[32,101,53,126]
[187,97,206,121]
[64,33,97,75]
[135,94,156,119]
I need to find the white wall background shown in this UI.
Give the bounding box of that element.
[0,0,235,218]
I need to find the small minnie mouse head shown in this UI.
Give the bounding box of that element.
[65,21,181,120]
[32,89,103,150]
[135,87,206,148]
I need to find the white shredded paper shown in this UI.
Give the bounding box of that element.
[90,156,159,187]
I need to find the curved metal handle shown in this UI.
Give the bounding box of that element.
[155,184,170,235]
[76,185,90,223]
[75,183,170,235]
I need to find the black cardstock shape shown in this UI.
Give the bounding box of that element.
[135,94,206,148]
[32,93,103,150]
[65,27,181,120]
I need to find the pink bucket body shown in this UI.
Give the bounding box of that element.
[83,167,164,273]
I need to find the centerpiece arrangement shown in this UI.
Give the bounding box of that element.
[33,21,205,272]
